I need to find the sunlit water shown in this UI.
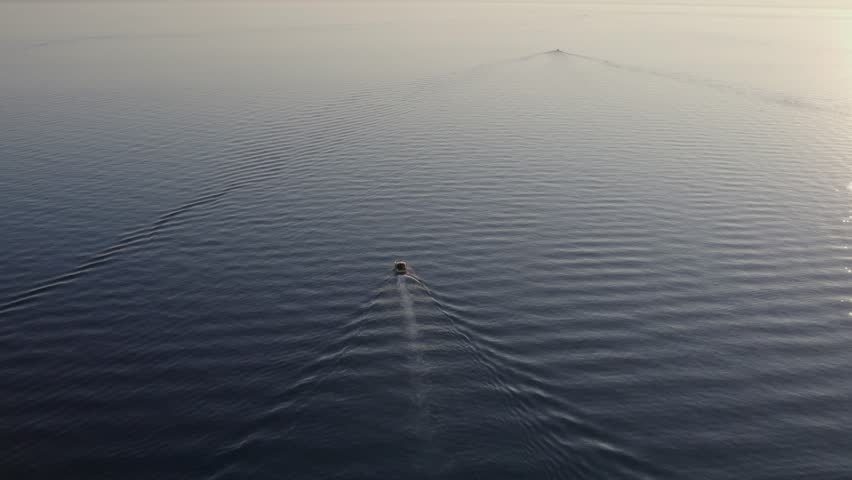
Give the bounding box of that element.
[2,2,852,478]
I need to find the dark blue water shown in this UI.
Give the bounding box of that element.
[2,2,852,478]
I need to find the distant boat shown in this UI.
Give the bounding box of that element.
[554,49,562,53]
[393,261,408,275]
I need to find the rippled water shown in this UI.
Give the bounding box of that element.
[2,2,852,478]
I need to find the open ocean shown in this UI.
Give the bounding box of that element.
[2,2,852,478]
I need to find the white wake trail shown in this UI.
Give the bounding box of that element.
[397,275,418,341]
[397,274,433,437]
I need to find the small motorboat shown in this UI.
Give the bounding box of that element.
[393,261,408,275]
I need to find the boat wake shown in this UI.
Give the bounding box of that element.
[397,275,419,346]
[0,52,538,319]
[396,274,435,468]
[550,49,849,116]
[385,271,671,479]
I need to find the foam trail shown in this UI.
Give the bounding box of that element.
[397,275,418,341]
[397,274,435,465]
[398,275,425,406]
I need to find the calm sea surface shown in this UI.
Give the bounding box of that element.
[2,2,852,478]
